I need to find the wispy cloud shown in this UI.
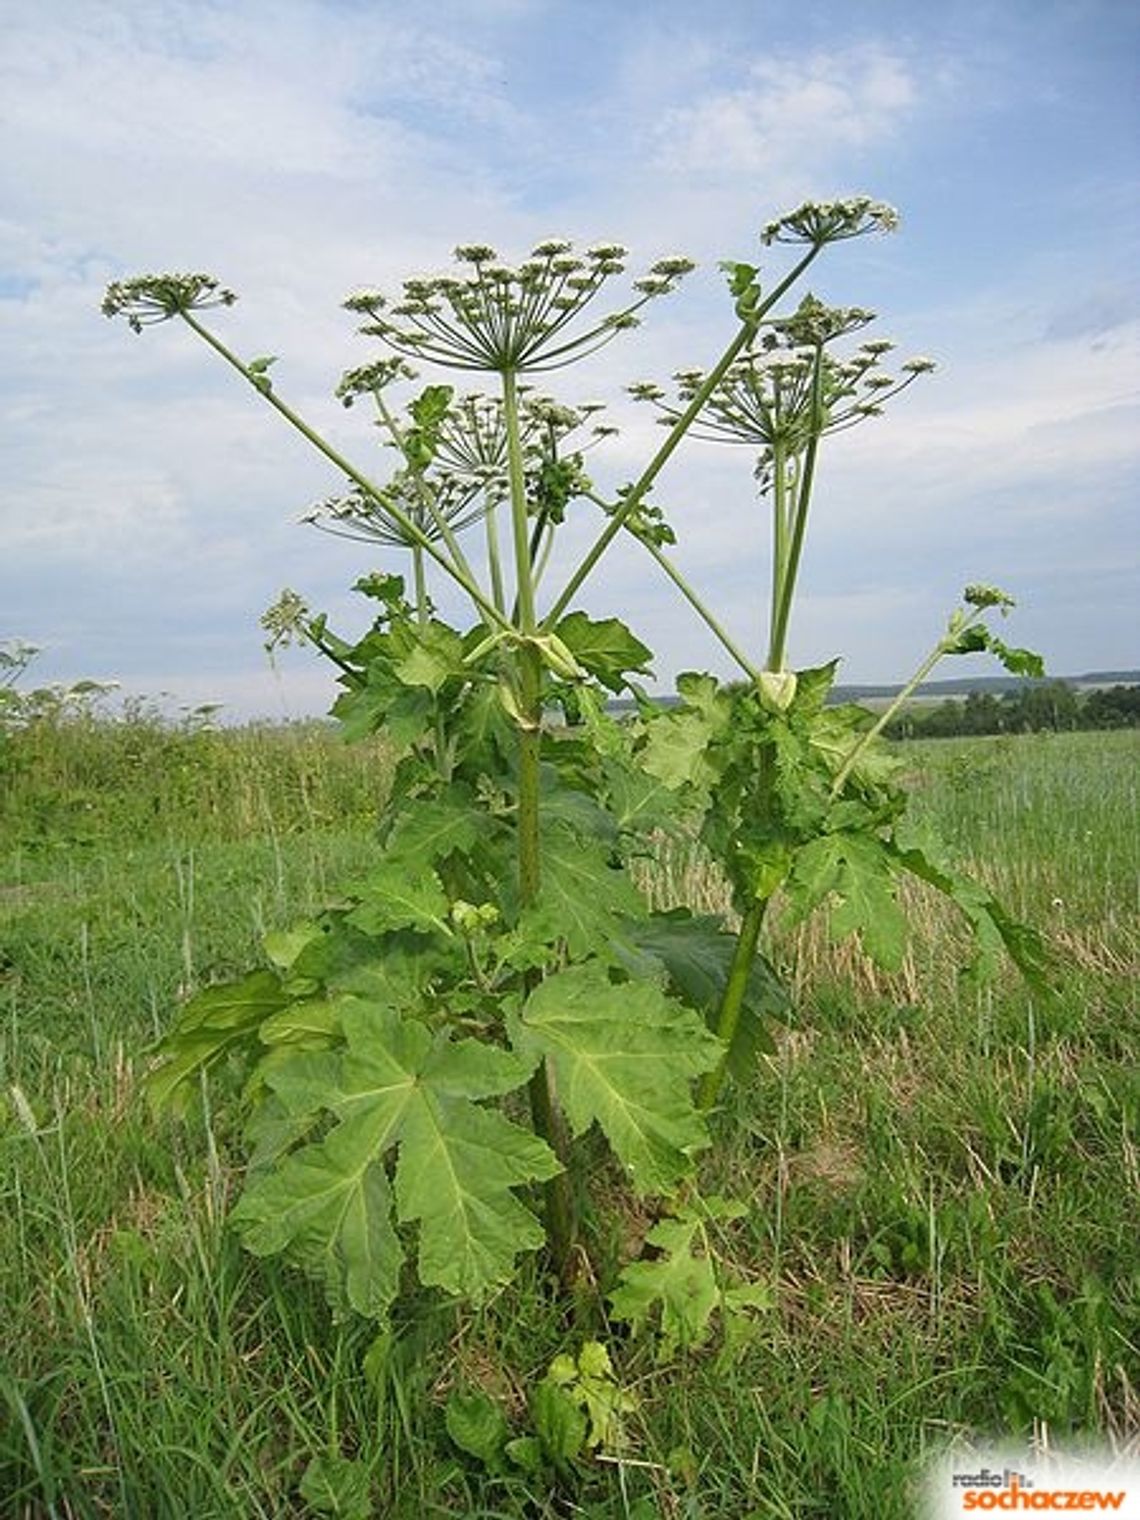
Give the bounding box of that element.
[2,1,1136,713]
[652,45,917,184]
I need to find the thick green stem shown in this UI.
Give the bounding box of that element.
[768,437,790,668]
[178,311,509,632]
[502,396,576,1273]
[484,499,507,614]
[544,245,825,627]
[412,545,428,625]
[514,641,577,1276]
[699,897,768,1111]
[502,370,536,633]
[768,348,826,672]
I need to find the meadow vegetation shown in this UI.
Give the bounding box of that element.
[5,198,1133,1518]
[2,716,1136,1518]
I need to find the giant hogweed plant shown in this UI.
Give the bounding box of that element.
[104,199,1048,1356]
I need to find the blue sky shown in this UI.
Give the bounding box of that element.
[2,0,1137,719]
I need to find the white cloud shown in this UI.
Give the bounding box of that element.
[1,2,1135,711]
[652,45,917,183]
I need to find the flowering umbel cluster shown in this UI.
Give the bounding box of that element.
[760,197,899,246]
[305,389,617,548]
[630,293,934,490]
[343,240,695,373]
[304,475,487,550]
[434,391,615,487]
[102,274,237,331]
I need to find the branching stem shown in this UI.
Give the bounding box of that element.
[178,310,509,632]
[544,245,824,625]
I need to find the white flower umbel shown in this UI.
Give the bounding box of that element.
[343,241,695,374]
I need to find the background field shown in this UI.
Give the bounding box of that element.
[1,719,1136,1518]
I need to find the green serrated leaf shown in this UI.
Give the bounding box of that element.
[531,1378,588,1467]
[331,678,433,747]
[395,622,467,693]
[564,1341,637,1450]
[258,996,343,1050]
[513,821,646,963]
[505,1435,544,1473]
[231,1108,404,1319]
[242,1092,321,1173]
[292,922,452,1007]
[889,824,1052,992]
[609,1213,719,1358]
[807,705,900,789]
[236,1003,555,1312]
[787,833,907,970]
[263,923,324,973]
[513,961,720,1193]
[553,612,654,694]
[989,636,1046,679]
[145,970,288,1113]
[601,756,676,835]
[383,797,483,868]
[298,1454,372,1519]
[789,659,840,718]
[674,670,730,724]
[346,861,453,939]
[614,908,785,1078]
[639,708,716,790]
[611,1202,769,1361]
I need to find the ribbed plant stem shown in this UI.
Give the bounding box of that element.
[502,371,576,1277]
[518,643,576,1277]
[699,897,768,1111]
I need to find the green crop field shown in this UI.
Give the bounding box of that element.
[1,721,1136,1518]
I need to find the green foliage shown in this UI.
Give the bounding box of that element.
[232,1000,559,1312]
[610,1196,772,1359]
[298,1454,374,1519]
[3,722,1134,1515]
[445,1342,634,1484]
[103,202,1050,1383]
[512,961,721,1193]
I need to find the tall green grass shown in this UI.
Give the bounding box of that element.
[1,724,1136,1517]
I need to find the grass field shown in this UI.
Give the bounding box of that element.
[1,719,1136,1518]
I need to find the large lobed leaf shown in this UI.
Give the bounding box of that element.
[511,819,647,964]
[232,1001,558,1317]
[145,969,289,1113]
[615,908,785,1080]
[511,961,722,1194]
[553,611,654,694]
[785,831,908,971]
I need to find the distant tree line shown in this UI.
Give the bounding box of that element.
[884,681,1140,740]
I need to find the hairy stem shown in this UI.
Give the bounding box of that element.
[514,640,577,1275]
[768,347,825,671]
[768,437,790,669]
[412,545,428,625]
[501,376,577,1273]
[484,499,507,614]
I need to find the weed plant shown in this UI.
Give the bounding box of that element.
[2,726,1136,1517]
